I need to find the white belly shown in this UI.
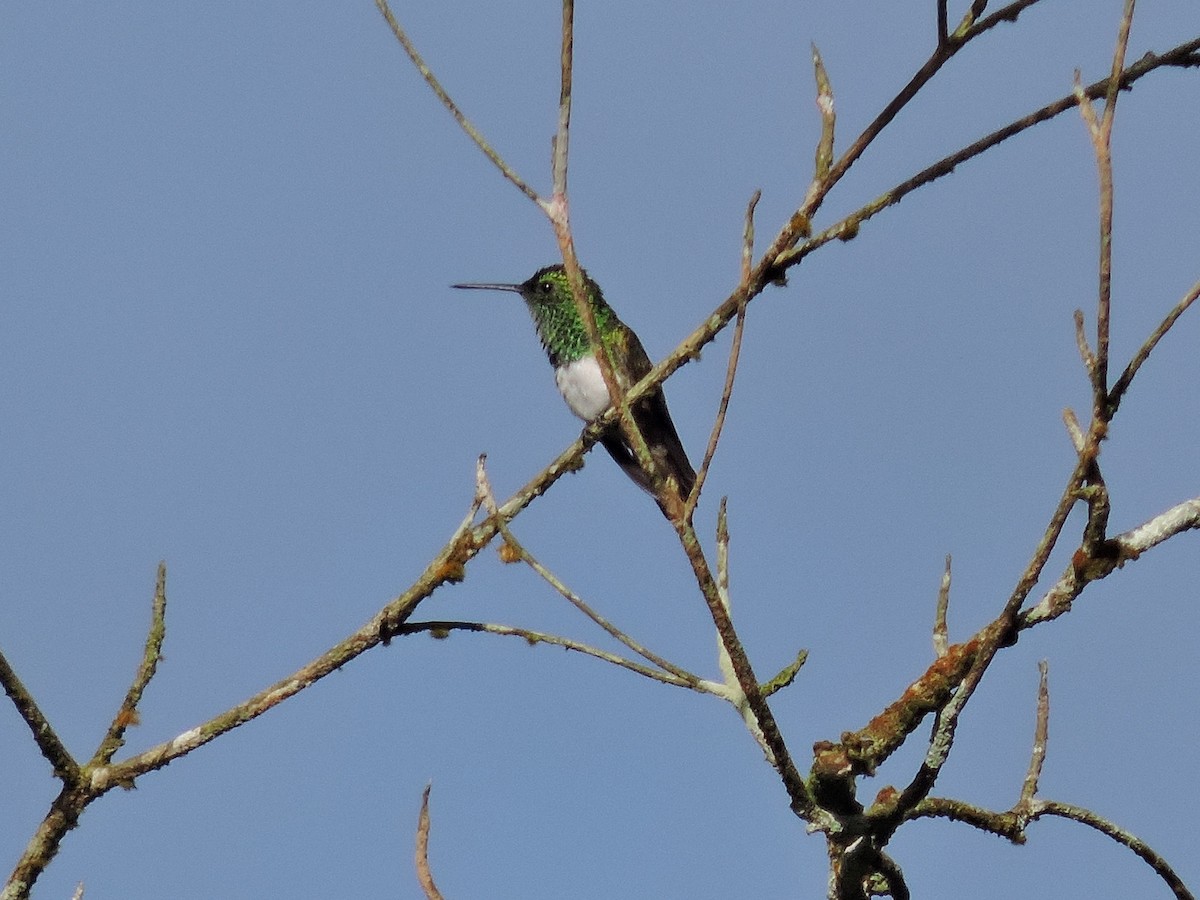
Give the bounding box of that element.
[554,355,611,421]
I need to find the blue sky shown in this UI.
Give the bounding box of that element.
[2,3,1198,898]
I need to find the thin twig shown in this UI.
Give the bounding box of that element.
[523,550,697,679]
[0,649,78,782]
[687,193,759,516]
[810,44,836,191]
[1018,661,1050,807]
[1036,801,1194,900]
[94,563,168,765]
[1108,278,1200,413]
[932,555,951,658]
[912,794,1197,900]
[760,649,809,698]
[775,35,1200,272]
[398,621,714,691]
[372,0,541,205]
[1019,496,1200,628]
[670,514,822,823]
[1062,408,1085,453]
[415,784,444,900]
[1078,0,1135,411]
[85,478,490,790]
[475,457,699,683]
[1103,0,1137,124]
[768,0,1046,273]
[1073,72,1114,410]
[713,506,810,708]
[551,0,574,198]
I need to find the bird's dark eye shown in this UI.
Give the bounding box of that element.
[538,281,553,293]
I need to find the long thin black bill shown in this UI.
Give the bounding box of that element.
[451,282,523,292]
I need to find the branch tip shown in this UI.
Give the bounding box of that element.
[933,555,951,658]
[415,783,444,900]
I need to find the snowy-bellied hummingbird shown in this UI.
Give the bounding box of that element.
[453,265,695,509]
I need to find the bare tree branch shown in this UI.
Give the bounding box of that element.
[833,490,1199,782]
[1020,496,1200,627]
[93,562,168,766]
[1034,801,1195,900]
[776,36,1200,272]
[80,482,488,793]
[0,651,77,784]
[372,0,542,205]
[475,457,700,683]
[1073,70,1114,411]
[1109,278,1200,413]
[768,0,1048,274]
[550,0,574,199]
[913,794,1196,900]
[670,512,824,823]
[687,192,759,516]
[1017,661,1050,808]
[397,621,719,693]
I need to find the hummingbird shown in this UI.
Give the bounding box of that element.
[453,265,696,509]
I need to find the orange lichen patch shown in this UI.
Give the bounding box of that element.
[115,708,141,728]
[843,636,983,772]
[812,741,853,779]
[433,558,466,584]
[873,785,899,808]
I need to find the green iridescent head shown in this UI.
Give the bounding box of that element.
[453,264,619,366]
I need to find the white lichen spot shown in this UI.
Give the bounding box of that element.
[171,726,202,750]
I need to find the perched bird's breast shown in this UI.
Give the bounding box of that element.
[554,354,611,421]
